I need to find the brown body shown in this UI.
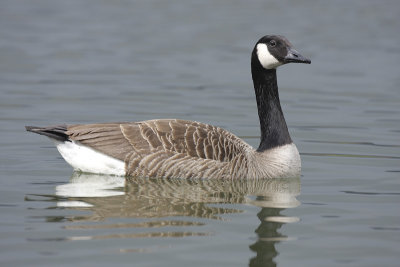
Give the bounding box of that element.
[66,119,252,179]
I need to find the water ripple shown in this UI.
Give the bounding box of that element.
[301,152,400,160]
[302,140,400,148]
[341,191,400,196]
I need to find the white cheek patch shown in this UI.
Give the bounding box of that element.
[256,43,282,69]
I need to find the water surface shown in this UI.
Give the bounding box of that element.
[1,0,399,266]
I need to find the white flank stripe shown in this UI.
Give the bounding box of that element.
[55,141,125,176]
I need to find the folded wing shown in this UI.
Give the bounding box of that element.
[67,119,252,178]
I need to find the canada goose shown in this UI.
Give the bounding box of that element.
[26,35,310,179]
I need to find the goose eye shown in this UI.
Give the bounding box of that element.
[269,40,276,47]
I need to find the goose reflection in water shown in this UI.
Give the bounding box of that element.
[53,173,300,266]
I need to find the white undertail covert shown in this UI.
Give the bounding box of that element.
[56,140,125,176]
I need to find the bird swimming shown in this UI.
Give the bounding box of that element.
[26,35,311,179]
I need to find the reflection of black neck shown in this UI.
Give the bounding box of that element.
[249,207,285,267]
[251,57,292,151]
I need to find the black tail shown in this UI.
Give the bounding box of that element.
[25,124,70,142]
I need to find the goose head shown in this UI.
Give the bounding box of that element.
[252,35,311,70]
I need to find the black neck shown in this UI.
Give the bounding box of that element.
[251,63,292,151]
